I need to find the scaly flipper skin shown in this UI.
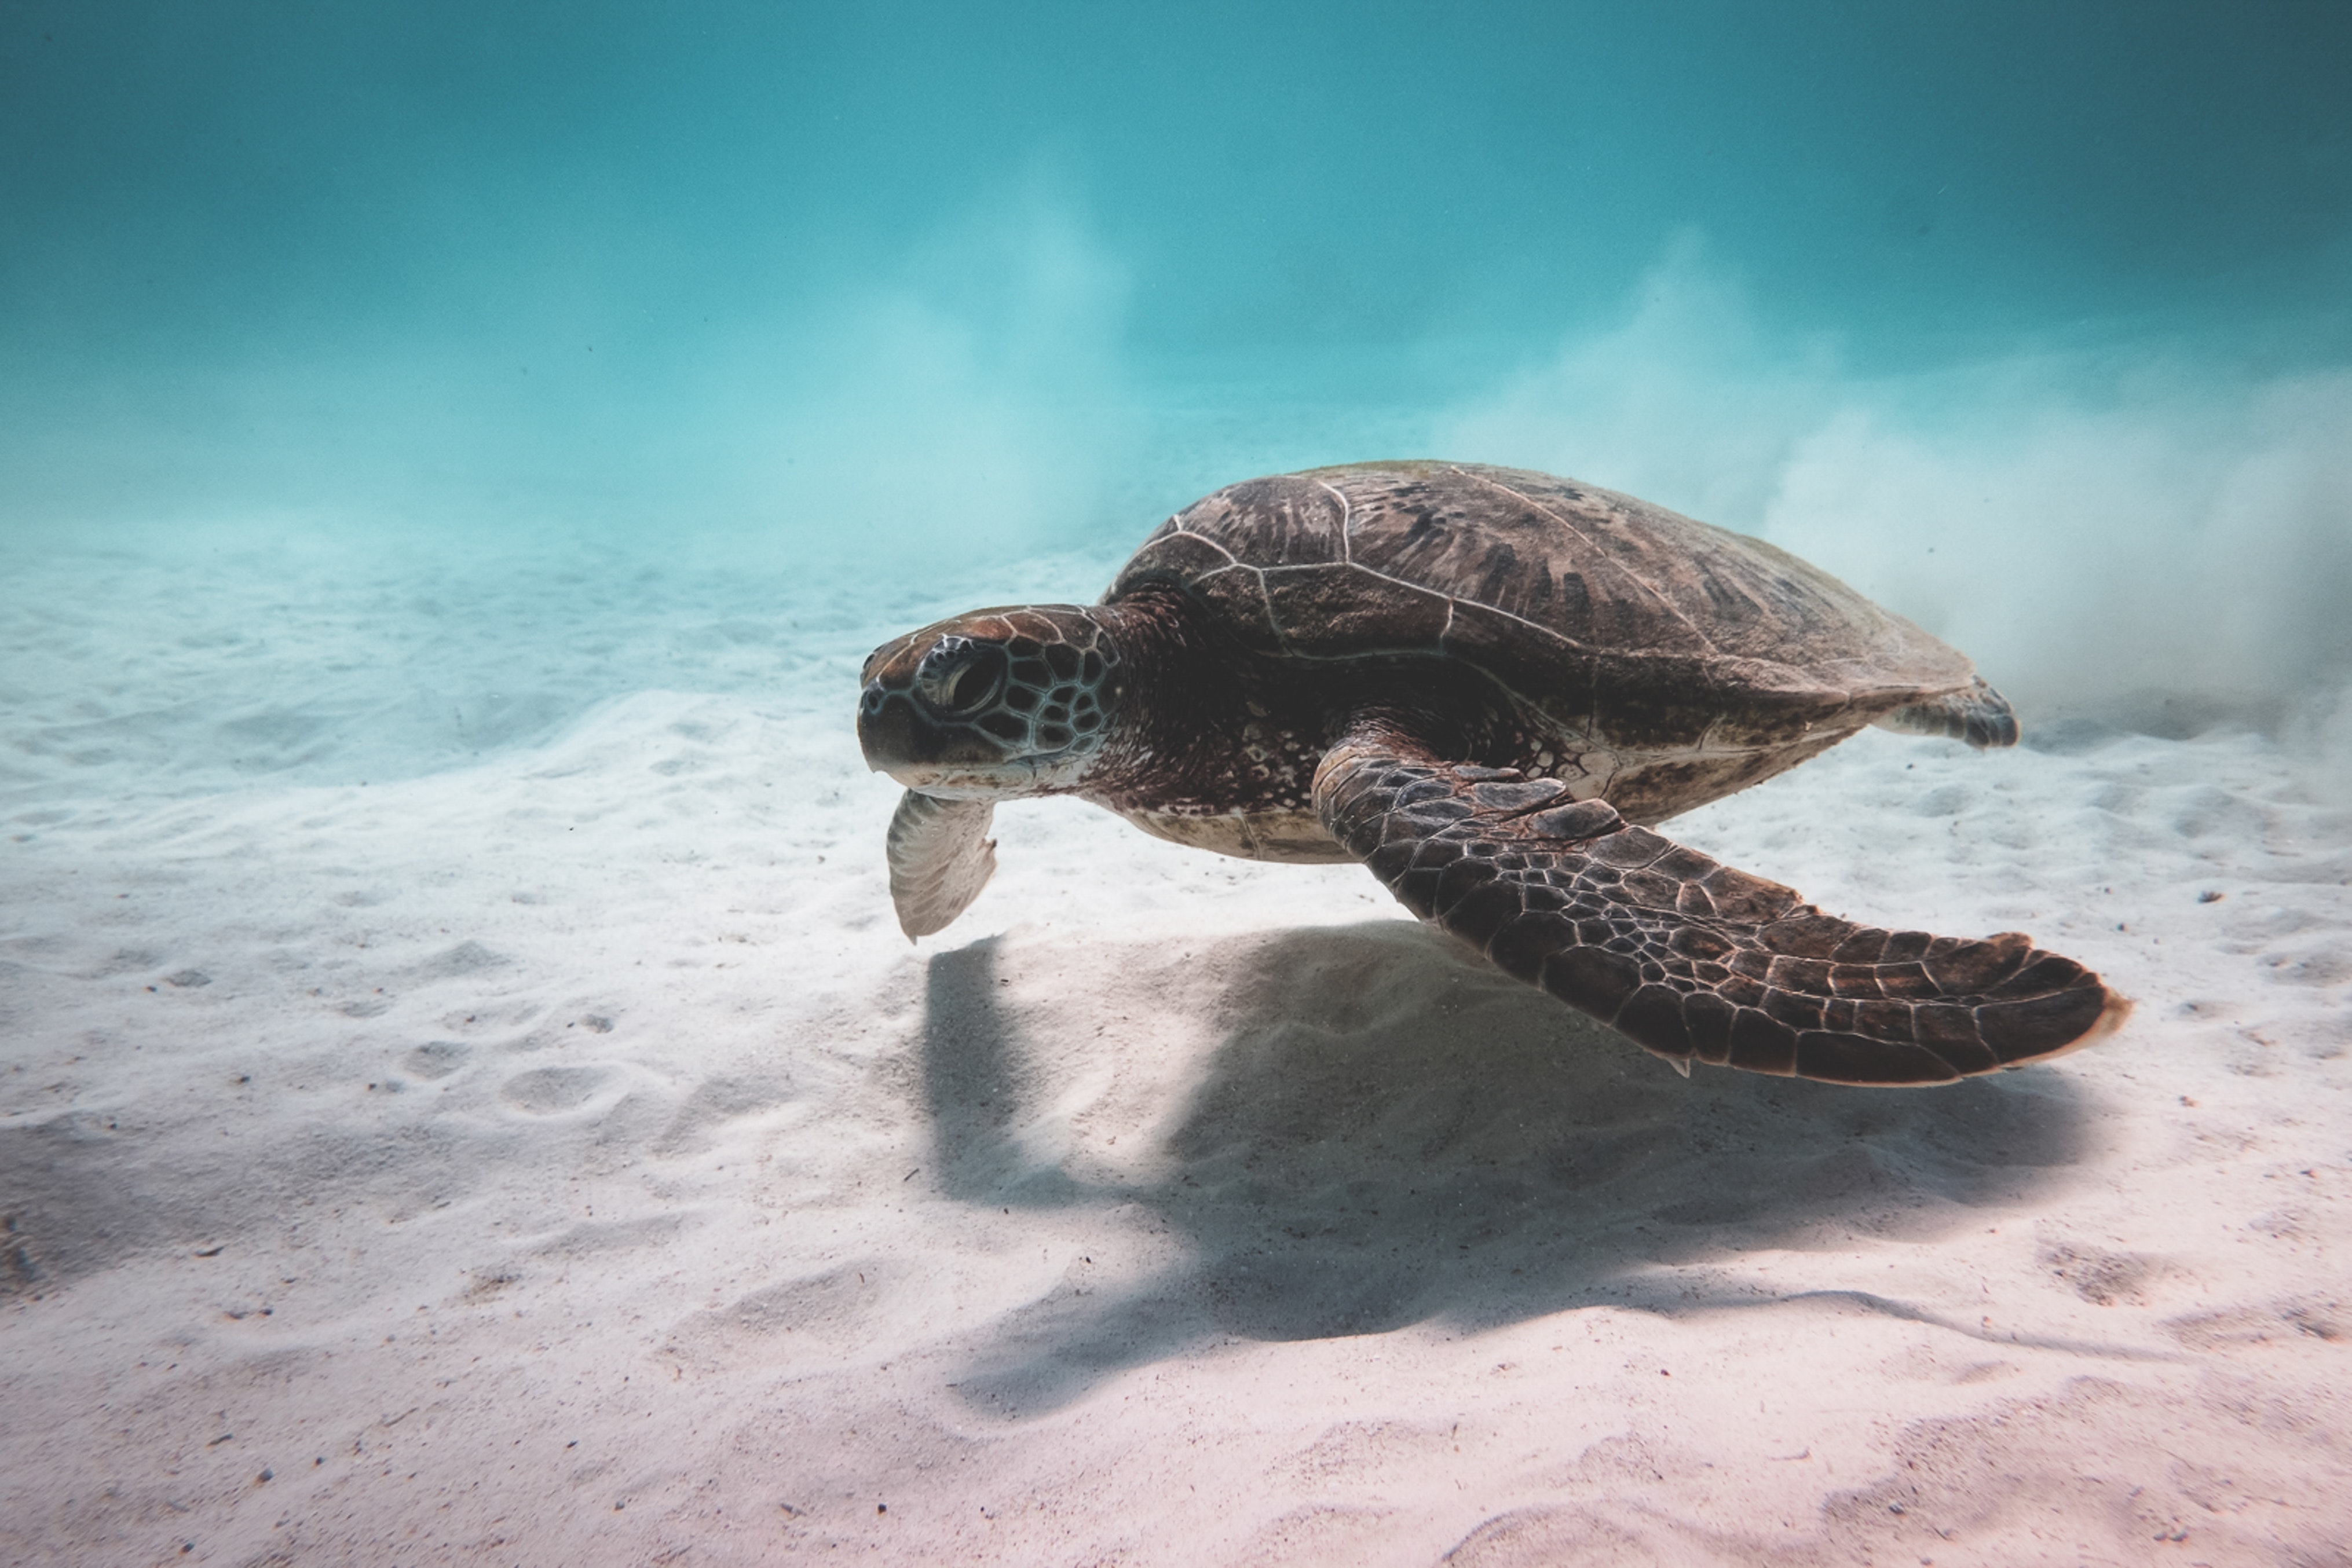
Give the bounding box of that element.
[886,791,998,940]
[1313,720,2130,1085]
[1874,675,2021,750]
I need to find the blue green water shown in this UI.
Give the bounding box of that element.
[4,2,2350,730]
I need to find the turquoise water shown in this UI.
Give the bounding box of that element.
[9,16,2352,1556]
[4,2,2350,729]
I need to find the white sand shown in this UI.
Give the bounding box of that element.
[4,529,2350,1566]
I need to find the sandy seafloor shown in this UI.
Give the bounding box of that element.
[3,527,2350,1568]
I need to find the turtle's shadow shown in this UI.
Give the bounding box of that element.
[919,922,2093,1415]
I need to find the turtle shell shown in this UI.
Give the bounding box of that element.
[1105,461,1977,749]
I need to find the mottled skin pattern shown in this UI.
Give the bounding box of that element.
[1316,719,2119,1085]
[857,461,2126,1086]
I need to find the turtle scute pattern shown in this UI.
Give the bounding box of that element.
[979,628,1115,756]
[861,606,1122,763]
[1314,733,2119,1086]
[1116,463,1974,693]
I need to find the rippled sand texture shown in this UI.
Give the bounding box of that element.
[4,534,2350,1566]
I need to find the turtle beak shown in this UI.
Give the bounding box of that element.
[856,680,917,774]
[856,677,1014,783]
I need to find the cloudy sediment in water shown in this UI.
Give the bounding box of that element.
[7,6,2349,631]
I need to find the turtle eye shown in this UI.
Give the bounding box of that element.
[913,638,1005,717]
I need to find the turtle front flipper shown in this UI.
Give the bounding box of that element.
[886,790,997,940]
[1312,723,2128,1086]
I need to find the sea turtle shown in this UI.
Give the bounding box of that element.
[856,462,2127,1086]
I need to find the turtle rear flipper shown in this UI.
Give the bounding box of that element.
[886,791,997,940]
[1875,676,2019,749]
[1313,723,2127,1086]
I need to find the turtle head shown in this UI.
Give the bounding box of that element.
[857,606,1122,797]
